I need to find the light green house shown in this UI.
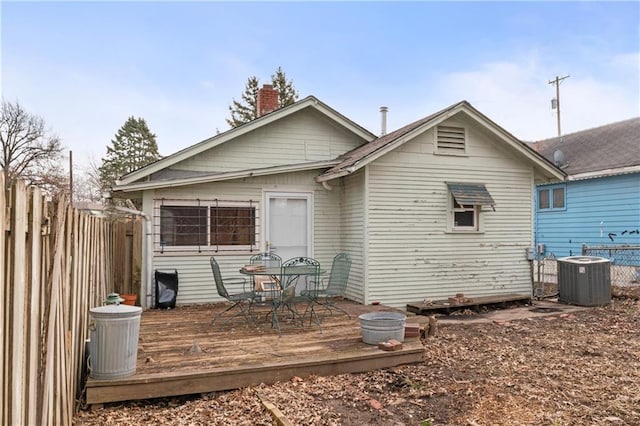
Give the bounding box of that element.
[114,88,564,309]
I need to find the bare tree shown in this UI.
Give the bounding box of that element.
[73,160,104,203]
[0,100,65,192]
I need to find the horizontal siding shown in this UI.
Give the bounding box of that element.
[146,170,342,305]
[172,109,364,173]
[365,118,535,308]
[536,173,640,257]
[153,254,249,305]
[341,171,365,303]
[312,177,343,270]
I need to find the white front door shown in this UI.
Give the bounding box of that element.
[265,192,312,262]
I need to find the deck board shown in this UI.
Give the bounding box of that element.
[406,293,531,316]
[85,301,426,405]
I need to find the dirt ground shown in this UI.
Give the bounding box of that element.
[75,287,640,426]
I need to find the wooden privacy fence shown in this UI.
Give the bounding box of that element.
[1,175,142,425]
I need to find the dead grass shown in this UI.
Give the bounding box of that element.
[75,291,640,425]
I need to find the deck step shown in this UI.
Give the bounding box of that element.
[406,293,531,316]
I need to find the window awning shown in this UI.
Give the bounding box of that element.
[447,182,496,210]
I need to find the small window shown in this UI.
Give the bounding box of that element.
[537,184,566,211]
[447,183,495,232]
[453,198,478,230]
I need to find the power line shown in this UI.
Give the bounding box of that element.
[548,75,570,136]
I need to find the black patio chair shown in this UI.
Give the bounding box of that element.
[248,252,282,292]
[281,256,322,329]
[249,252,282,267]
[311,253,352,319]
[210,257,257,325]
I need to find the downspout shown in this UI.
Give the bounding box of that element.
[321,181,332,191]
[107,205,153,309]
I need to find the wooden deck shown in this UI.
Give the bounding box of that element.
[406,293,531,316]
[85,300,425,405]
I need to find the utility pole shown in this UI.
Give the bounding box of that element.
[548,75,570,136]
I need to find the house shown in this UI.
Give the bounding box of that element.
[532,117,640,258]
[113,85,564,308]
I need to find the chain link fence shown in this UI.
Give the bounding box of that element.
[582,244,640,286]
[532,257,559,298]
[532,245,640,297]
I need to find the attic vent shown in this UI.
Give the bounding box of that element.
[437,125,466,152]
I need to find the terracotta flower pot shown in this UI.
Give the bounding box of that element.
[120,293,137,306]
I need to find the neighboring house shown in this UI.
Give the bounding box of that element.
[113,85,564,308]
[533,117,640,258]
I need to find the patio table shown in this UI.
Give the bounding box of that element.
[240,265,325,335]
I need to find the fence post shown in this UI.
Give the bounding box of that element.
[2,178,134,423]
[0,174,6,425]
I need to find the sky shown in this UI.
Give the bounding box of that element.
[2,1,639,171]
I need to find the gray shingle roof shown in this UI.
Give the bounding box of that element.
[317,101,465,179]
[532,117,640,176]
[318,100,562,182]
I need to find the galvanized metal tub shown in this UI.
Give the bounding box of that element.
[88,304,142,380]
[358,312,406,345]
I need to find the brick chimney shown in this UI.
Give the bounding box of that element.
[257,84,279,117]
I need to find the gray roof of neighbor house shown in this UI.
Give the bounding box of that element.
[532,117,640,178]
[317,100,564,182]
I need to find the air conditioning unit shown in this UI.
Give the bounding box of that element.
[557,256,611,306]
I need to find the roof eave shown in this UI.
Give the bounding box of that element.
[315,168,354,183]
[318,102,469,182]
[118,96,376,185]
[318,100,566,183]
[114,160,340,192]
[567,164,640,181]
[460,107,566,181]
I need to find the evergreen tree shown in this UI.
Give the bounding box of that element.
[226,76,259,128]
[226,67,299,128]
[271,66,298,109]
[99,116,161,190]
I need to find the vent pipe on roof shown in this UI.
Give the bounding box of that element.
[380,106,388,136]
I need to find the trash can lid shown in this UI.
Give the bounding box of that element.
[90,304,142,316]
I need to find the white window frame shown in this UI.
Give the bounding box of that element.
[446,194,485,234]
[537,184,566,212]
[154,199,260,253]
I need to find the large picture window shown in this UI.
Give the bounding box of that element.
[156,199,257,252]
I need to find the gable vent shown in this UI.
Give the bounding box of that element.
[437,125,466,152]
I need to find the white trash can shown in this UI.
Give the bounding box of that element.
[88,304,142,379]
